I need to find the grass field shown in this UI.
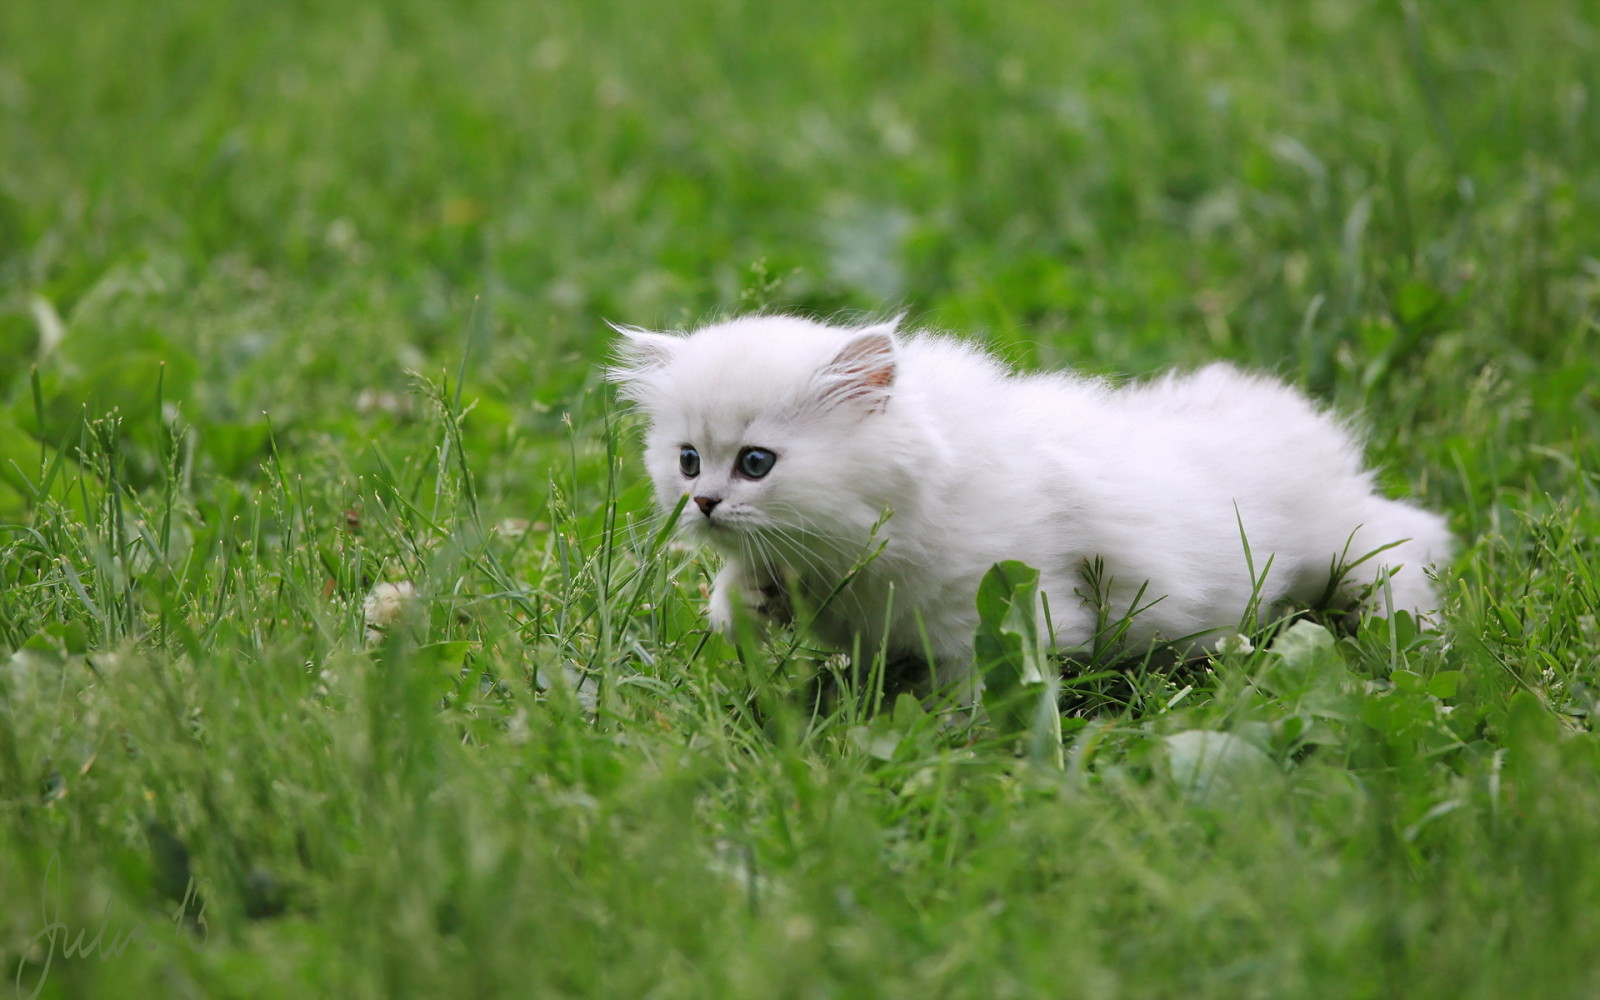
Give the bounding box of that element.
[2,0,1599,996]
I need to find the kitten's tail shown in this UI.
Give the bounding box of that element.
[1349,498,1454,622]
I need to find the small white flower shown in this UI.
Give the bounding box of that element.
[363,581,418,645]
[1217,631,1255,656]
[493,518,532,539]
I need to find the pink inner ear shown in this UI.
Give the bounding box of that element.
[825,331,896,408]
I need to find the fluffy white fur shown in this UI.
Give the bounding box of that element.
[610,314,1452,699]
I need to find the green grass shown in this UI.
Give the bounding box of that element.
[2,0,1599,995]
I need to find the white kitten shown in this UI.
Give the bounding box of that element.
[610,314,1451,702]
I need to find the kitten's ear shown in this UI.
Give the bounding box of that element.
[606,322,680,385]
[819,322,898,412]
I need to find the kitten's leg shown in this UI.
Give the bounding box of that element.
[708,561,791,640]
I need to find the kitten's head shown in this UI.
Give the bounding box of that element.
[608,315,902,549]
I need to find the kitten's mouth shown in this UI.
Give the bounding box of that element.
[690,518,745,554]
[694,513,758,541]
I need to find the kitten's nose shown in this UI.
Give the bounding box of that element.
[694,495,721,518]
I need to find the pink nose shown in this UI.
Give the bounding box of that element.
[694,496,721,517]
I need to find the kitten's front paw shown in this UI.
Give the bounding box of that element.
[708,565,789,640]
[706,581,747,639]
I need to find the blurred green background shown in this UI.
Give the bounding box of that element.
[5,0,1595,507]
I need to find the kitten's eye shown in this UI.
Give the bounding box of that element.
[679,447,701,477]
[737,447,777,479]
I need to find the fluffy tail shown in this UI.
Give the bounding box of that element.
[1346,498,1454,621]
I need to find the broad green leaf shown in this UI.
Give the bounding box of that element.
[1162,729,1278,804]
[1426,671,1463,700]
[976,560,1062,769]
